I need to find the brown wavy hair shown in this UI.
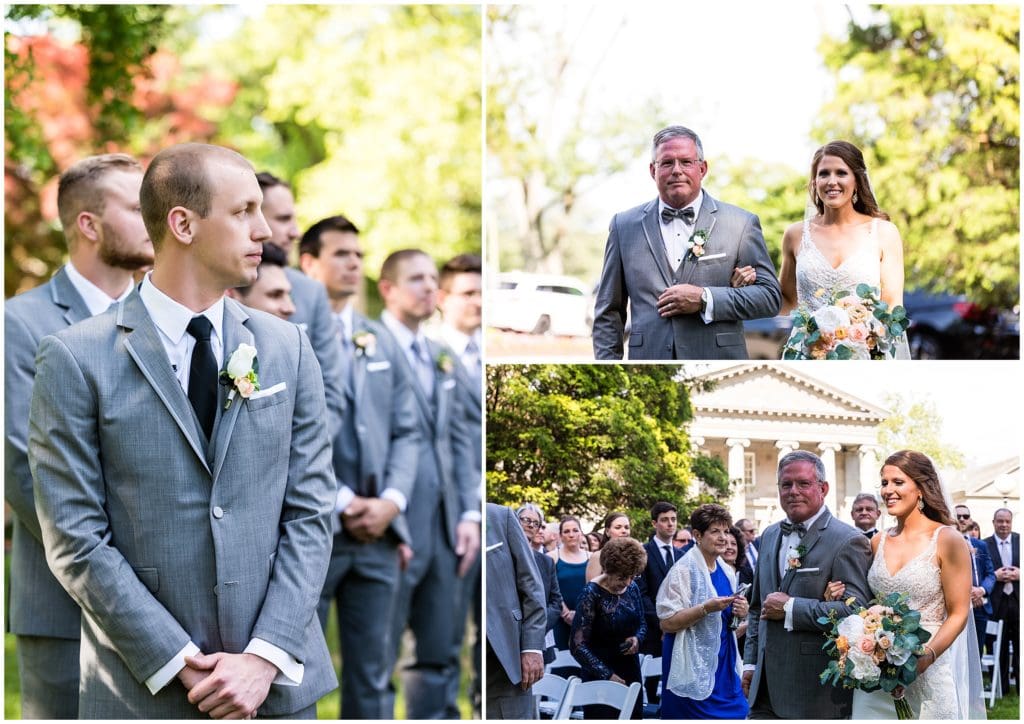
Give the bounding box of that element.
[599,536,647,579]
[809,140,889,220]
[882,450,955,526]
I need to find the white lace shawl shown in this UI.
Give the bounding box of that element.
[655,545,739,699]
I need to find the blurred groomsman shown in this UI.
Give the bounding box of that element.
[5,153,152,718]
[256,172,344,435]
[299,215,420,718]
[378,249,480,718]
[985,508,1020,694]
[433,253,484,717]
[226,243,296,321]
[954,505,995,655]
[850,492,882,538]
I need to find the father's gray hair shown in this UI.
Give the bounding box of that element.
[852,492,880,509]
[777,450,827,483]
[516,502,545,525]
[652,125,705,162]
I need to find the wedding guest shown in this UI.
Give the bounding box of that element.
[6,153,152,718]
[586,531,605,553]
[226,243,296,320]
[585,512,632,581]
[966,521,982,539]
[952,504,996,655]
[657,504,749,719]
[551,515,591,650]
[735,518,759,568]
[985,508,1020,695]
[639,502,684,665]
[723,526,751,652]
[543,522,561,554]
[851,492,882,538]
[570,537,648,719]
[673,527,694,550]
[516,505,563,665]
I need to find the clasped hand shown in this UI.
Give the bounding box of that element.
[180,652,278,720]
[342,496,399,542]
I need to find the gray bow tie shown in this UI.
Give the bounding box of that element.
[780,520,807,537]
[661,206,695,224]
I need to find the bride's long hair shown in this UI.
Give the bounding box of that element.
[808,141,890,221]
[882,450,956,526]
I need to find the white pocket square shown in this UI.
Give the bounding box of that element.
[795,567,820,574]
[442,379,457,390]
[697,252,727,261]
[366,360,391,372]
[249,382,287,400]
[486,542,504,553]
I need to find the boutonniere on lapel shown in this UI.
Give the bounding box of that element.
[786,543,808,571]
[352,330,377,357]
[436,350,454,375]
[219,343,260,410]
[689,229,711,258]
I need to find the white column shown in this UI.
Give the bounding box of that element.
[775,440,799,465]
[690,435,706,450]
[725,438,750,522]
[858,445,881,494]
[818,442,842,513]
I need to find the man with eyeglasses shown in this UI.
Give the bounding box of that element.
[593,124,781,360]
[736,518,759,567]
[742,451,871,719]
[953,505,995,656]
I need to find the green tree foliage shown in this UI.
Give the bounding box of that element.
[816,5,1019,308]
[877,393,965,471]
[486,364,726,534]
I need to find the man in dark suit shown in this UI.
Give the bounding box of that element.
[953,506,996,656]
[485,503,545,719]
[299,215,421,718]
[5,153,152,718]
[985,508,1020,695]
[851,492,882,538]
[736,518,759,568]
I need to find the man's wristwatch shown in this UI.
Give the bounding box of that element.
[699,289,708,315]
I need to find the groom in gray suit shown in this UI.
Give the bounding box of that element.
[299,214,421,718]
[5,153,152,718]
[742,450,872,719]
[29,143,337,718]
[593,125,781,359]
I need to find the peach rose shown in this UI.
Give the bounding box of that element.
[858,636,877,655]
[847,323,869,344]
[236,377,256,398]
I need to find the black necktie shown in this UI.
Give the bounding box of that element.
[780,520,806,537]
[186,316,217,440]
[661,206,695,224]
[663,545,674,569]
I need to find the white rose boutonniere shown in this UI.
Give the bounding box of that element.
[787,543,807,571]
[352,330,377,357]
[689,229,710,258]
[219,343,260,409]
[436,350,454,375]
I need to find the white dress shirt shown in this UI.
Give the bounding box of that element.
[657,191,714,323]
[137,275,302,693]
[779,506,828,631]
[65,261,133,316]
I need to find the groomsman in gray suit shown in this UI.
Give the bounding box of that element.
[485,503,545,719]
[593,125,781,359]
[299,215,420,718]
[5,153,152,718]
[226,243,297,321]
[742,450,872,719]
[256,172,344,435]
[377,249,481,719]
[28,143,337,718]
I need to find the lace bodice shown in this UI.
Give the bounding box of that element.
[795,218,880,309]
[867,526,947,626]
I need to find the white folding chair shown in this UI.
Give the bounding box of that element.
[533,673,580,719]
[981,618,1004,707]
[546,647,582,675]
[564,679,642,720]
[640,654,662,704]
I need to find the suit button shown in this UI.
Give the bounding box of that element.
[212,506,224,519]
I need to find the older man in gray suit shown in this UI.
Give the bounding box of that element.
[593,125,781,360]
[5,153,152,718]
[742,450,872,719]
[299,214,420,719]
[486,503,546,719]
[28,143,337,718]
[377,249,481,719]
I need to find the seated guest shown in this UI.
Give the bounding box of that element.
[570,537,647,719]
[551,516,591,650]
[585,512,632,581]
[723,526,752,651]
[656,504,749,720]
[516,504,563,665]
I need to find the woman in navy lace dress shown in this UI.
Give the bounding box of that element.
[569,536,647,719]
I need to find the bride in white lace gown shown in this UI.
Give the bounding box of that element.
[777,141,911,359]
[827,451,984,719]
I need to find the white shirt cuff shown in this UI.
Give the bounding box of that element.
[522,649,544,655]
[700,288,714,323]
[783,597,795,631]
[145,641,201,694]
[460,510,482,523]
[380,487,408,513]
[742,663,756,673]
[335,485,356,513]
[245,638,303,686]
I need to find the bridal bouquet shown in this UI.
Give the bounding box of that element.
[783,284,909,360]
[818,592,931,719]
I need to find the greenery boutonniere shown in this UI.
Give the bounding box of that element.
[689,229,710,258]
[787,543,808,571]
[219,343,260,409]
[436,350,454,375]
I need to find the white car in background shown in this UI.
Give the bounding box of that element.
[488,271,593,337]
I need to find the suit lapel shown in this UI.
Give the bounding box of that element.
[429,339,451,426]
[766,525,783,591]
[120,293,211,474]
[680,193,719,285]
[780,509,831,593]
[50,266,93,326]
[210,300,252,482]
[639,199,673,288]
[351,312,370,405]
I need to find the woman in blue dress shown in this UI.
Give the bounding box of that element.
[656,504,750,719]
[551,515,591,650]
[569,536,647,719]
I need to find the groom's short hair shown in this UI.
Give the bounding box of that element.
[777,450,826,483]
[652,125,704,162]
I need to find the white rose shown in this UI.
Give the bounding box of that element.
[811,305,851,334]
[837,614,866,641]
[886,643,913,666]
[847,647,882,683]
[226,343,258,378]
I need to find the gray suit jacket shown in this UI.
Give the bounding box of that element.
[450,345,482,473]
[4,267,87,640]
[485,504,546,686]
[743,508,872,719]
[285,267,344,437]
[333,311,420,545]
[593,193,781,359]
[28,292,337,718]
